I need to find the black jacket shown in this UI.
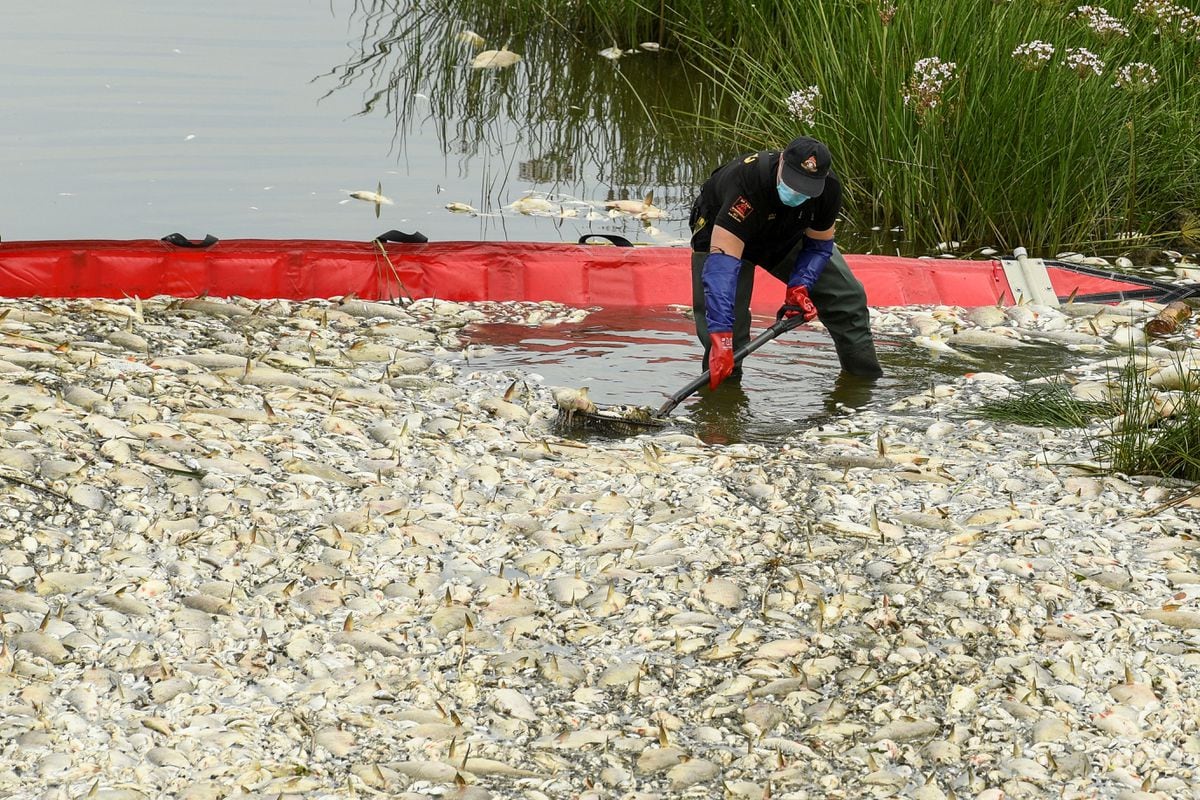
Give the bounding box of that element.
[690,149,842,267]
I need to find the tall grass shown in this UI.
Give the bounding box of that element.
[976,353,1200,482]
[1096,355,1200,481]
[971,380,1116,428]
[684,0,1200,253]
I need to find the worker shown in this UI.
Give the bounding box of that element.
[689,136,883,389]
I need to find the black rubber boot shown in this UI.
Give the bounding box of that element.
[836,340,883,378]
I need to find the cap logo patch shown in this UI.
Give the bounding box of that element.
[729,196,753,223]
[802,156,818,173]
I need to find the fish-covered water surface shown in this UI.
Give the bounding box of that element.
[466,307,1086,445]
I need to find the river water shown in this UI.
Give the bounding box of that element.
[3,2,1084,444]
[1,0,710,245]
[464,308,1083,445]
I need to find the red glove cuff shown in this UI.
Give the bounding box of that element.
[708,332,734,391]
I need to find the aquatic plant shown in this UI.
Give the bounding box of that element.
[1012,40,1056,71]
[972,381,1115,428]
[1063,47,1106,77]
[975,353,1200,482]
[902,57,959,122]
[785,86,821,128]
[678,0,1200,252]
[1096,354,1200,481]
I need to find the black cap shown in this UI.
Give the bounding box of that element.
[780,136,831,196]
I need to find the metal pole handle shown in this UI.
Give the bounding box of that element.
[656,314,805,417]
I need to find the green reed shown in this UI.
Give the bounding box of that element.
[972,380,1116,428]
[973,354,1200,481]
[1095,354,1200,481]
[684,0,1200,253]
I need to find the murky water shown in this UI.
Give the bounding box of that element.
[466,309,1083,445]
[1,1,715,246]
[2,3,1149,446]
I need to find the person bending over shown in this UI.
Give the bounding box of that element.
[690,135,882,389]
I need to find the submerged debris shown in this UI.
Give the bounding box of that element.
[470,48,522,69]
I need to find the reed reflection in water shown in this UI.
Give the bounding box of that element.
[315,0,740,242]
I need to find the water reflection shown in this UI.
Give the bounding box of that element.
[467,308,1088,446]
[825,372,882,414]
[316,0,733,239]
[688,381,754,446]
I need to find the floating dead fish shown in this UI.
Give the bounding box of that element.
[509,195,555,215]
[471,49,522,69]
[604,191,664,220]
[912,334,980,361]
[458,30,485,48]
[948,327,1029,348]
[344,182,394,218]
[446,202,479,214]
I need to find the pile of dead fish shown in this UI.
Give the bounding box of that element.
[0,292,1198,800]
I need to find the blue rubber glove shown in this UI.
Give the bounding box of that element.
[701,252,741,335]
[788,235,834,292]
[709,332,733,390]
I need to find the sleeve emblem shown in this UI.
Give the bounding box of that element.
[729,196,753,223]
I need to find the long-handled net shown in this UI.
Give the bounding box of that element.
[554,314,805,436]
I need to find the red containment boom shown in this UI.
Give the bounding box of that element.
[0,237,1164,308]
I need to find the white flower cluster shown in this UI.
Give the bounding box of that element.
[1011,40,1055,70]
[1133,0,1200,39]
[1063,46,1105,77]
[1070,5,1131,37]
[903,57,957,119]
[786,86,821,127]
[1113,61,1161,90]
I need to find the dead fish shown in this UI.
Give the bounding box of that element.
[12,631,69,663]
[344,182,394,218]
[948,328,1029,348]
[176,298,252,317]
[1016,328,1107,347]
[492,687,538,721]
[471,49,522,69]
[552,386,597,414]
[457,30,485,48]
[605,191,664,220]
[283,459,361,486]
[446,202,478,214]
[599,45,630,60]
[510,195,555,215]
[913,334,980,362]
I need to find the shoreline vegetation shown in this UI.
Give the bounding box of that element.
[363,0,1200,255]
[686,0,1200,256]
[974,354,1200,482]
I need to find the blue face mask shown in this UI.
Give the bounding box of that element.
[777,181,809,207]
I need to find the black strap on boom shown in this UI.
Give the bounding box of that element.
[161,233,219,248]
[374,230,429,244]
[578,234,634,247]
